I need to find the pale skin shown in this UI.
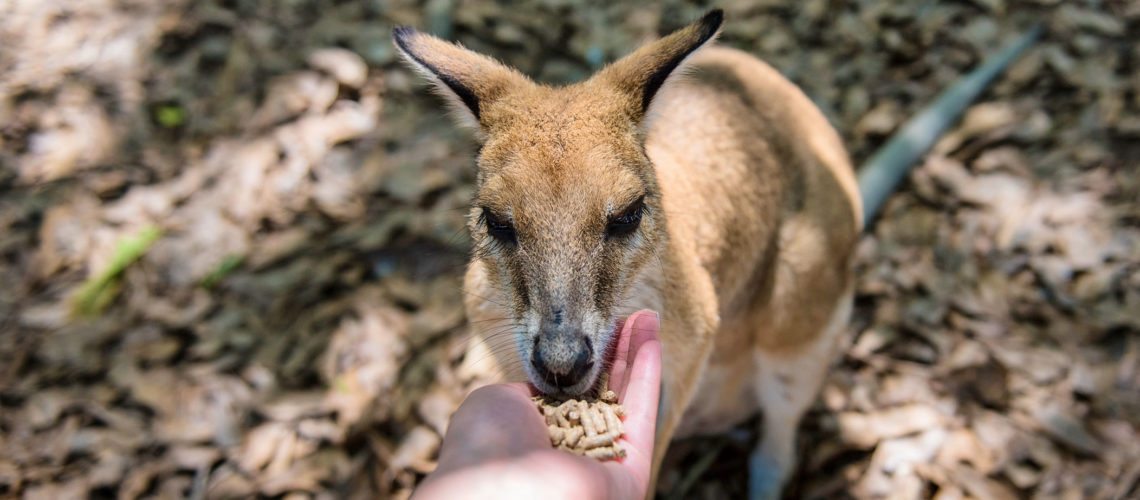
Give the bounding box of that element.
[413,311,662,500]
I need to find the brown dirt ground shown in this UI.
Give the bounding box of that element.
[1,0,1138,499]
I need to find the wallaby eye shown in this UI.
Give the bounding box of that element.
[606,196,645,239]
[482,208,517,245]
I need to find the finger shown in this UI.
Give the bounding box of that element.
[606,315,634,396]
[613,313,661,490]
[616,310,659,401]
[437,383,548,471]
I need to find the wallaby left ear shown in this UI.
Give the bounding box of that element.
[393,26,533,131]
[595,9,723,122]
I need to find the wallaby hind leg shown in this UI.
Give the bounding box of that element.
[748,290,852,500]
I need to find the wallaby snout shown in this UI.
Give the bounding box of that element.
[532,332,593,391]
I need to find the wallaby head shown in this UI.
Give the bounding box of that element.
[394,10,723,396]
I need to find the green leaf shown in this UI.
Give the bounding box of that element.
[155,104,186,128]
[200,254,245,289]
[71,225,162,316]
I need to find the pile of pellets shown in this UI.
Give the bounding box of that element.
[533,389,626,461]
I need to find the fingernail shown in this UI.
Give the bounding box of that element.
[634,309,660,333]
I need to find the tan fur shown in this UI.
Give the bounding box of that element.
[397,11,861,498]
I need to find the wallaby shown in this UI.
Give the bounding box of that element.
[394,10,1040,499]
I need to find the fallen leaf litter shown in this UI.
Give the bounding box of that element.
[533,389,626,461]
[3,0,1139,498]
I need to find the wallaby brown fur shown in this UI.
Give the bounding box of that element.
[395,10,861,499]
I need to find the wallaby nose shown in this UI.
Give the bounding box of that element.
[532,336,593,390]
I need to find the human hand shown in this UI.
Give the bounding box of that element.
[412,310,662,500]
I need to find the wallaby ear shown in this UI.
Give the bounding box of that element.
[595,9,723,122]
[393,26,532,131]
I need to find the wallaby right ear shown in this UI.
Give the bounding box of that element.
[393,26,532,131]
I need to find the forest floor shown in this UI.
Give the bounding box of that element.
[1,0,1138,498]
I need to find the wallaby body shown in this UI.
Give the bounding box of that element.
[645,43,861,459]
[457,41,861,498]
[397,11,855,498]
[393,9,1055,498]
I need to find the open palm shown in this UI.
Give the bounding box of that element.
[413,310,662,500]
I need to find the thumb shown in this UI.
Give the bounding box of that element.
[437,383,550,471]
[607,311,661,495]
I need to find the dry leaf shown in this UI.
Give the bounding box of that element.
[835,405,945,449]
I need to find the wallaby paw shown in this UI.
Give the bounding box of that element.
[748,450,788,500]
